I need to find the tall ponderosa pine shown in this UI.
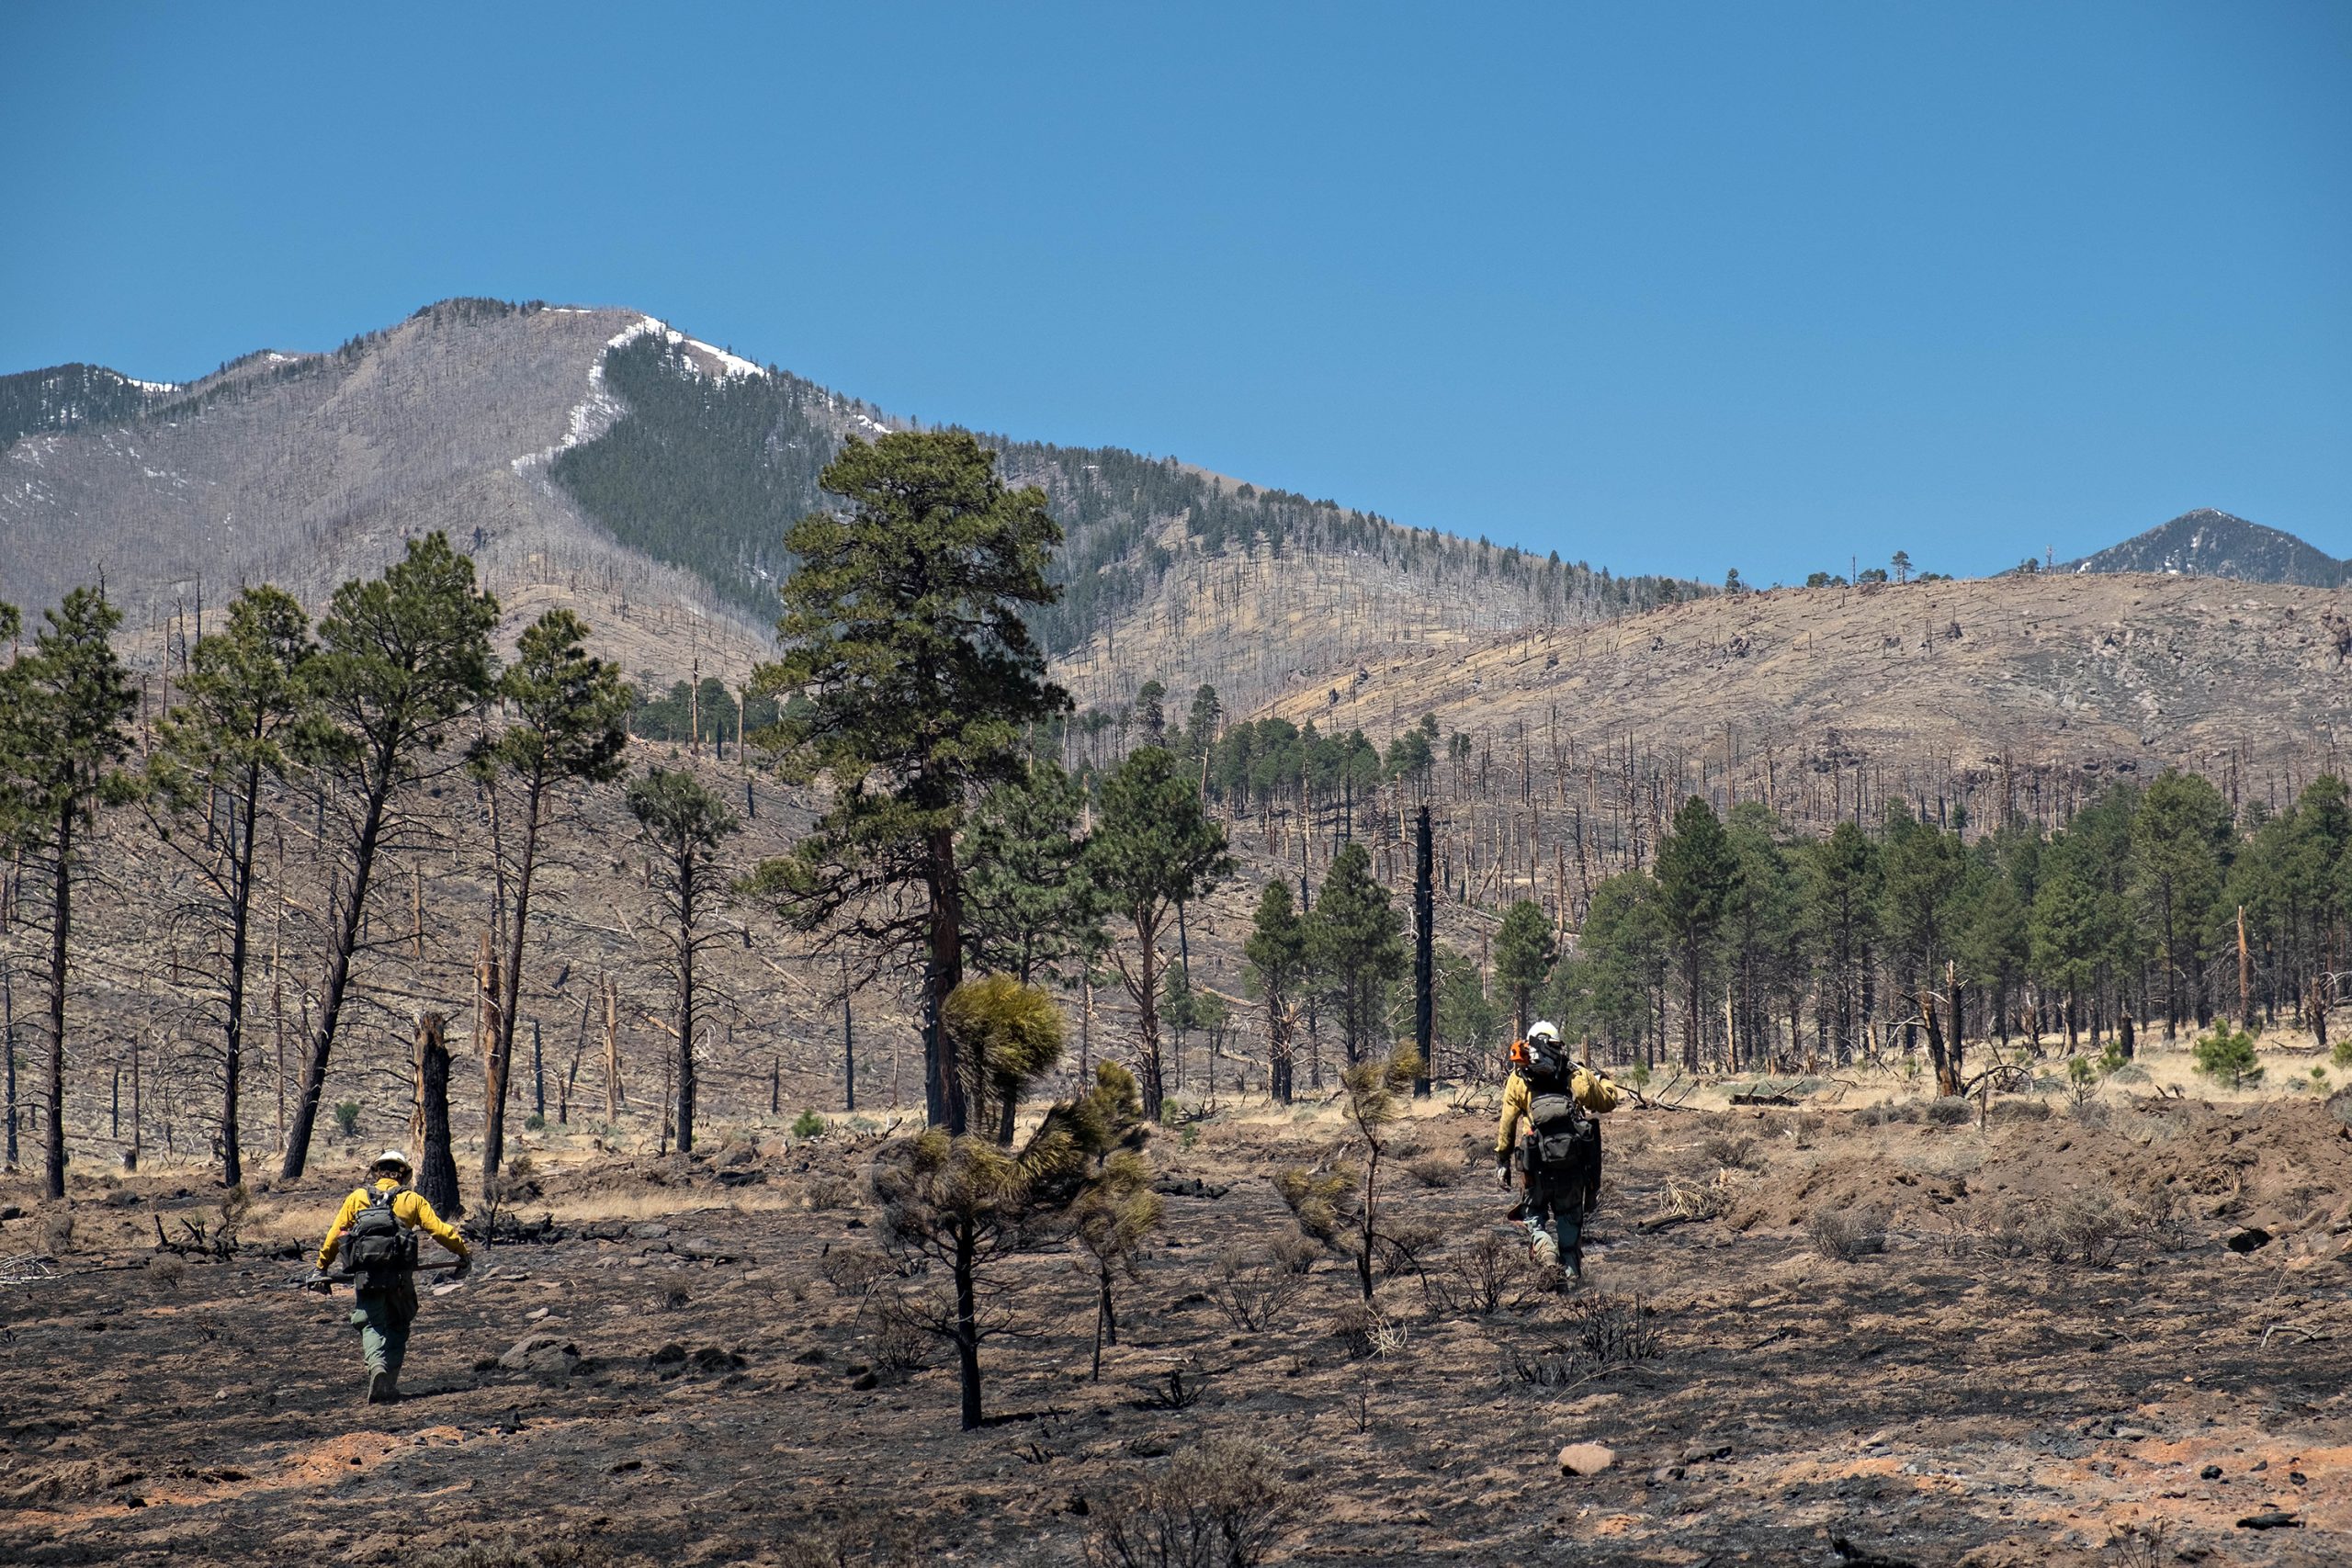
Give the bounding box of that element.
[1655,796,1739,1070]
[1880,806,1969,1094]
[1492,898,1556,1038]
[1799,822,1878,1063]
[1086,746,1232,1120]
[749,432,1067,1134]
[627,768,741,1156]
[150,586,314,1188]
[1306,841,1408,1068]
[283,534,497,1180]
[477,610,629,1187]
[2131,768,2233,1039]
[1,589,136,1199]
[1243,880,1307,1103]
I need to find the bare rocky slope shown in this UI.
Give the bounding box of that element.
[1266,571,2352,841]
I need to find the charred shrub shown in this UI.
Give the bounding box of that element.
[1427,1230,1537,1316]
[818,1245,895,1298]
[1925,1097,1975,1126]
[1372,1219,1442,1280]
[1209,1244,1303,1333]
[1564,1293,1664,1363]
[1082,1438,1303,1568]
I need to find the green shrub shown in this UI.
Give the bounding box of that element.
[2333,1037,2352,1069]
[333,1100,362,1137]
[791,1110,827,1140]
[2192,1029,2262,1089]
[525,1112,548,1132]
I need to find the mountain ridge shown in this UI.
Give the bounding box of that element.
[2059,507,2343,588]
[0,298,1693,716]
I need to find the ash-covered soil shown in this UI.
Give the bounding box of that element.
[4,1087,2348,1567]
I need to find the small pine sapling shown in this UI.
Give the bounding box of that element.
[1340,1043,1419,1302]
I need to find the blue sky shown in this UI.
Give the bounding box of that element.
[5,3,2346,583]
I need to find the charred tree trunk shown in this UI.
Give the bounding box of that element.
[1413,804,1433,1096]
[413,1013,460,1219]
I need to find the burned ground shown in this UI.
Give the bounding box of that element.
[4,1079,2348,1567]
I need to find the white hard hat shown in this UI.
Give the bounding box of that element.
[371,1149,414,1173]
[1527,1021,1561,1043]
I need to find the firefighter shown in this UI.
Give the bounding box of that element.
[1495,1022,1621,1276]
[313,1150,470,1404]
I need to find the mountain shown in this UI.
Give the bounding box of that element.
[0,298,1689,713]
[2062,508,2344,588]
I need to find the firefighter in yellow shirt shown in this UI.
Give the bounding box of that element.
[1494,1022,1621,1277]
[314,1150,470,1404]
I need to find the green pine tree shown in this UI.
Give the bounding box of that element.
[1305,841,1407,1068]
[1244,880,1308,1103]
[627,768,742,1156]
[1086,746,1233,1120]
[148,585,315,1189]
[1656,796,1739,1070]
[1,588,137,1198]
[1492,898,1557,1037]
[748,431,1067,1134]
[476,609,631,1187]
[282,533,498,1180]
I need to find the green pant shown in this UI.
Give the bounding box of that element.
[351,1276,419,1380]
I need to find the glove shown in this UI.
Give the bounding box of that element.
[303,1269,334,1294]
[452,1255,473,1280]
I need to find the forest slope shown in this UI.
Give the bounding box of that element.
[1262,572,2352,841]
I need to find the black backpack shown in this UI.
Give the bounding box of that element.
[1521,1047,1595,1175]
[342,1188,418,1284]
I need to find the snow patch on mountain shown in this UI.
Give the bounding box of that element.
[513,315,770,479]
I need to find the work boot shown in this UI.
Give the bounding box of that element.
[367,1371,400,1405]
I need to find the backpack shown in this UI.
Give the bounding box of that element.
[1521,1052,1597,1177]
[342,1188,417,1284]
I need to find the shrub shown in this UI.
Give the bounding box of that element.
[2334,1037,2352,1069]
[1564,1293,1664,1363]
[1209,1244,1303,1332]
[2031,1192,2131,1267]
[1270,1165,1355,1242]
[2193,1030,2263,1089]
[1082,1438,1303,1568]
[1427,1230,1535,1315]
[1329,1299,1382,1359]
[792,1110,828,1140]
[819,1246,894,1298]
[524,1112,548,1133]
[1372,1219,1443,1280]
[1269,1230,1323,1275]
[333,1100,362,1137]
[1406,1155,1458,1189]
[1807,1205,1887,1262]
[1698,1133,1760,1171]
[805,1174,859,1211]
[1924,1097,1974,1125]
[1663,1169,1737,1221]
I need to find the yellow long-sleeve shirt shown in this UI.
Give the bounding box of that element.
[1495,1066,1622,1157]
[317,1178,469,1270]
